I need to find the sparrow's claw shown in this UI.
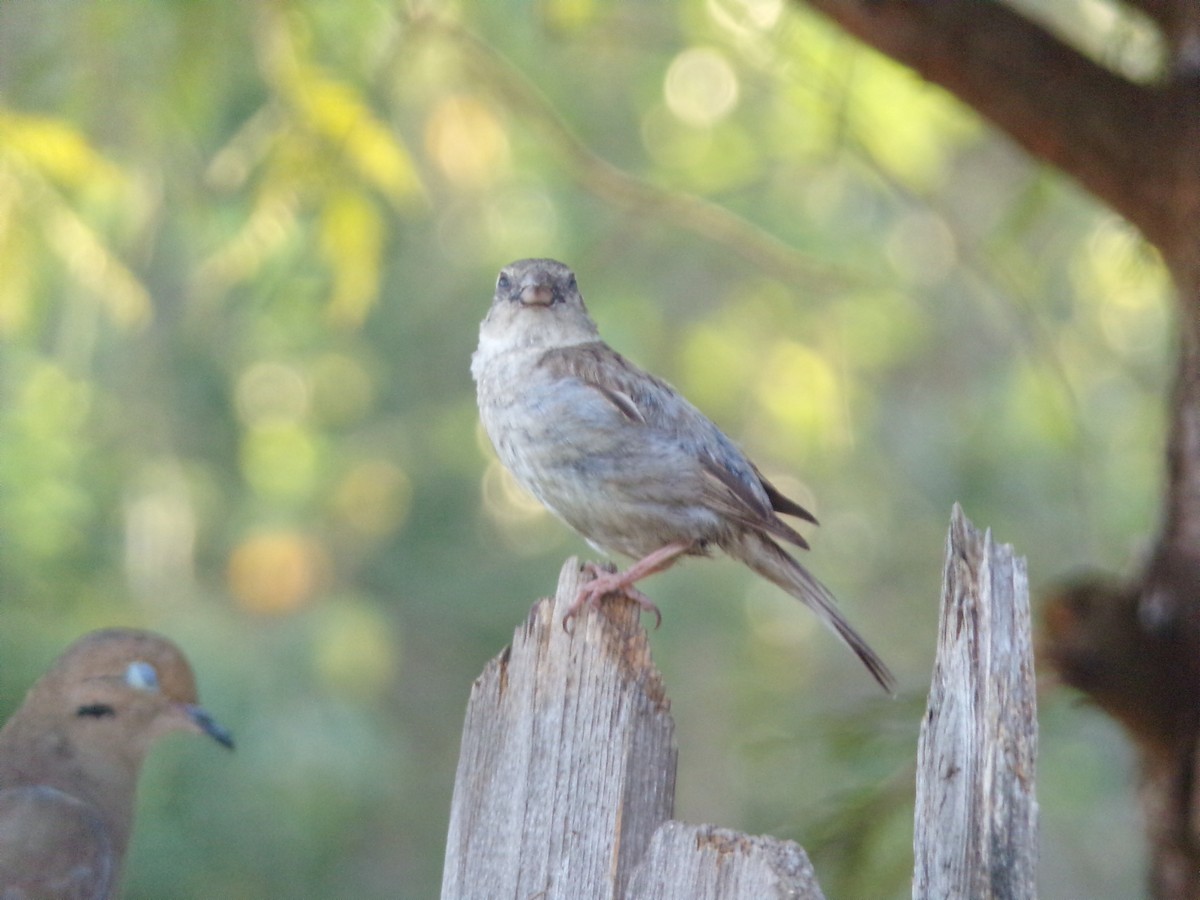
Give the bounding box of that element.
[562,564,663,631]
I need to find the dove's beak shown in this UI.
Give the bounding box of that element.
[185,704,235,750]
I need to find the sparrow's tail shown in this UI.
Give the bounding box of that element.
[726,531,895,693]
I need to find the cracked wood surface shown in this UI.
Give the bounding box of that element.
[440,558,829,899]
[913,506,1037,900]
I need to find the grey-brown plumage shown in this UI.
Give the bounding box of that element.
[0,629,233,899]
[472,258,894,692]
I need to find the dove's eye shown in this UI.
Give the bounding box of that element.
[567,274,577,291]
[124,661,159,692]
[497,273,511,291]
[76,703,116,719]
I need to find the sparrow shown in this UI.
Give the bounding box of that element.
[471,258,893,691]
[0,629,233,899]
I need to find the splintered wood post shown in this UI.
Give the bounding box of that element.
[913,504,1038,900]
[625,822,826,900]
[441,557,828,900]
[440,558,676,900]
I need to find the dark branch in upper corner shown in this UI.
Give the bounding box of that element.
[798,0,1174,248]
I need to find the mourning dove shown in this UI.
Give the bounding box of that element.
[472,258,894,691]
[0,629,233,899]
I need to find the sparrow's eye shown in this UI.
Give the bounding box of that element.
[567,274,577,291]
[497,273,511,291]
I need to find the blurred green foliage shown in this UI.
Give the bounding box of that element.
[0,1,1169,897]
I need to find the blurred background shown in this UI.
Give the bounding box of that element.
[0,1,1167,897]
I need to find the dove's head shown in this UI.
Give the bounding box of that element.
[478,258,601,352]
[24,629,234,760]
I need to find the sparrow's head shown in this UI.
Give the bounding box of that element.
[479,258,600,350]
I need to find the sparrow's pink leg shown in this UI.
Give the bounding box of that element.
[564,540,694,630]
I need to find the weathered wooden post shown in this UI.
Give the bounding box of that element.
[442,505,1039,898]
[913,504,1038,900]
[440,558,826,900]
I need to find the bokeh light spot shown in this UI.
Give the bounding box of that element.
[664,47,740,127]
[424,94,510,187]
[227,530,328,615]
[1072,217,1169,358]
[483,185,560,258]
[314,601,398,699]
[744,580,817,650]
[481,460,548,525]
[240,423,321,499]
[310,354,374,427]
[707,0,785,37]
[756,340,846,447]
[331,460,412,538]
[235,361,309,426]
[884,210,958,287]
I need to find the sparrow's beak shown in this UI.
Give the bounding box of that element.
[519,282,555,307]
[185,704,235,750]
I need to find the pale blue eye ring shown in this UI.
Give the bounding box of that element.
[124,661,160,691]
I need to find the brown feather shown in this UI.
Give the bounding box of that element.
[699,455,811,549]
[756,467,819,525]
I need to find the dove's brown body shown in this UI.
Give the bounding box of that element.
[0,629,233,899]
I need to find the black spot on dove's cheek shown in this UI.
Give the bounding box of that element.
[76,704,117,719]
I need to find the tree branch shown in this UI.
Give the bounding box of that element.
[1159,331,1200,553]
[403,15,872,294]
[799,0,1171,246]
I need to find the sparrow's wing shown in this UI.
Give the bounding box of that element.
[0,785,115,900]
[540,342,816,549]
[753,464,819,525]
[697,453,812,549]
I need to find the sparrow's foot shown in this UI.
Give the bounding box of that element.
[563,562,663,631]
